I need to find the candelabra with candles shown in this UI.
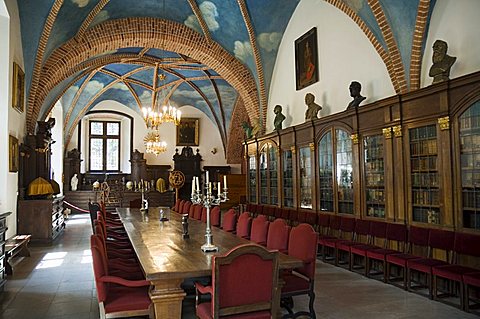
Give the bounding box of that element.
[191,172,228,252]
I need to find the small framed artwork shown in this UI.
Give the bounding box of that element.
[12,62,25,113]
[9,135,19,172]
[295,27,319,90]
[176,118,199,146]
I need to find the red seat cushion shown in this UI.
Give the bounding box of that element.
[407,258,449,273]
[350,244,377,256]
[432,264,479,282]
[281,273,310,294]
[366,248,399,260]
[463,272,480,287]
[104,286,151,314]
[386,253,421,267]
[336,240,360,252]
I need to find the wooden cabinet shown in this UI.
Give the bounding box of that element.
[0,212,11,292]
[18,197,65,243]
[244,71,480,232]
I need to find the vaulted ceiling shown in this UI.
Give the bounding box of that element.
[17,0,437,161]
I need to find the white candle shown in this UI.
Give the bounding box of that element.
[208,182,212,194]
[223,175,227,188]
[217,182,221,196]
[195,176,199,191]
[206,171,209,186]
[191,178,195,195]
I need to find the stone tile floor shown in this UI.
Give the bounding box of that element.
[0,213,477,318]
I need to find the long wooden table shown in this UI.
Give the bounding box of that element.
[116,207,303,318]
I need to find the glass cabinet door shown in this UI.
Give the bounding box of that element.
[268,146,278,205]
[318,132,334,211]
[336,129,354,214]
[248,156,257,203]
[259,150,268,204]
[459,101,480,229]
[364,134,385,218]
[409,125,439,224]
[283,150,294,207]
[299,146,312,209]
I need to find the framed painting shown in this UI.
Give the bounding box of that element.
[176,118,199,146]
[12,62,25,113]
[9,135,19,172]
[295,27,319,90]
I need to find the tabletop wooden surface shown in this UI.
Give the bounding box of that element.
[116,207,303,282]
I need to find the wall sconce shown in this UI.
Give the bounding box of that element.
[211,147,217,155]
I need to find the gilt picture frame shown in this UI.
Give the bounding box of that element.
[9,135,19,172]
[176,118,199,146]
[295,27,319,91]
[12,62,25,113]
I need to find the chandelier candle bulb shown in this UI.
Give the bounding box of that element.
[196,176,199,191]
[217,182,221,196]
[206,171,209,186]
[223,175,227,188]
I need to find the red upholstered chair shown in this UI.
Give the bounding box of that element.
[182,201,192,214]
[195,244,279,319]
[282,209,292,223]
[281,223,318,319]
[365,223,408,282]
[296,210,307,225]
[256,205,264,216]
[266,218,290,254]
[221,209,237,232]
[193,204,203,220]
[336,219,370,270]
[210,206,221,228]
[90,235,153,319]
[274,207,283,220]
[250,215,270,246]
[320,216,355,264]
[188,204,197,218]
[386,225,429,289]
[305,211,318,227]
[406,228,454,298]
[463,271,480,312]
[432,232,480,309]
[350,221,387,276]
[317,215,341,260]
[236,212,252,239]
[178,200,186,215]
[173,198,181,212]
[201,206,208,223]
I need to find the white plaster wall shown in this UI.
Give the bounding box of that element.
[267,0,395,133]
[66,101,228,174]
[49,102,64,194]
[4,0,25,237]
[421,0,480,87]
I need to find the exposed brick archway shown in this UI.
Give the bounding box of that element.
[28,17,260,135]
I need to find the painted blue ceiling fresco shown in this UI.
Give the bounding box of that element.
[17,0,438,148]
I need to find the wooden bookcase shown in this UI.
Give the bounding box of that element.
[244,71,480,232]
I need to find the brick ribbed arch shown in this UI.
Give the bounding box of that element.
[27,17,260,133]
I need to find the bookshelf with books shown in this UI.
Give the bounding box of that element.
[268,146,278,205]
[318,132,334,212]
[364,134,385,218]
[337,129,354,214]
[409,124,440,224]
[299,146,313,209]
[459,101,480,229]
[283,149,294,208]
[259,150,268,204]
[248,156,257,203]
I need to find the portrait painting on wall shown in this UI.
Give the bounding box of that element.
[295,27,319,90]
[177,118,199,146]
[12,62,25,113]
[9,135,19,172]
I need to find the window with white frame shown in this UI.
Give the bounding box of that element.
[89,121,120,171]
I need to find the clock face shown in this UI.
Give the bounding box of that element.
[169,170,185,189]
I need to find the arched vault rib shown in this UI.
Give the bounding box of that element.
[29,18,260,134]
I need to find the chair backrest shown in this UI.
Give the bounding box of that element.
[288,223,318,280]
[90,235,108,303]
[250,216,270,245]
[211,244,279,317]
[236,212,252,238]
[428,228,454,251]
[305,211,318,227]
[266,219,290,253]
[329,215,341,232]
[178,200,186,215]
[222,209,237,232]
[88,201,101,233]
[210,206,221,228]
[287,209,297,224]
[297,211,306,224]
[173,199,181,212]
[354,219,370,236]
[369,221,387,240]
[183,201,192,214]
[194,204,203,220]
[201,206,208,223]
[454,232,480,258]
[386,223,407,242]
[189,204,197,218]
[409,225,430,246]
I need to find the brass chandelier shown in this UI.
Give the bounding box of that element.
[144,131,167,155]
[142,63,181,129]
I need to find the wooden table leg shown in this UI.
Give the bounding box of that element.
[149,278,186,319]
